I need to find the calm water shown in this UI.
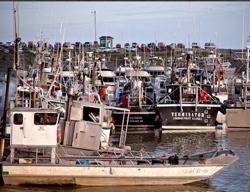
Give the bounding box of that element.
[1,130,249,192]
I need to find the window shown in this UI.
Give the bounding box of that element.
[34,113,58,125]
[83,106,100,123]
[14,113,23,125]
[103,77,114,83]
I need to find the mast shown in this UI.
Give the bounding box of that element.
[242,10,245,60]
[0,1,21,159]
[246,35,250,83]
[13,1,20,70]
[186,52,191,84]
[92,10,97,42]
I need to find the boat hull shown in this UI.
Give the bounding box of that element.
[2,164,224,186]
[157,104,220,130]
[112,111,159,132]
[226,108,250,129]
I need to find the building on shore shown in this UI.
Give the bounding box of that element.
[204,42,216,50]
[99,36,114,49]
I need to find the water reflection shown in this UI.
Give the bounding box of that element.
[211,131,250,192]
[126,132,218,156]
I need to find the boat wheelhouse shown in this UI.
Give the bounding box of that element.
[9,108,60,163]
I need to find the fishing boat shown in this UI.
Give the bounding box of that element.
[226,83,250,129]
[157,53,225,131]
[225,36,250,130]
[112,68,161,133]
[1,148,238,186]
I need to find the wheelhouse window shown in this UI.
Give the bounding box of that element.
[83,106,100,123]
[102,77,114,83]
[13,113,23,125]
[34,113,58,125]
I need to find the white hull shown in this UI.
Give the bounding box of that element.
[162,125,216,131]
[2,164,224,186]
[226,108,250,128]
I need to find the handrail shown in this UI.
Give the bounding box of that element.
[10,145,234,166]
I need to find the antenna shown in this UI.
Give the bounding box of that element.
[246,35,250,83]
[242,10,245,60]
[13,1,21,69]
[91,10,97,42]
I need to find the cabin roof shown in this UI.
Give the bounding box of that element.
[144,66,165,71]
[125,70,151,77]
[11,108,59,113]
[115,67,134,73]
[99,70,115,77]
[99,36,113,39]
[72,101,105,109]
[60,71,76,77]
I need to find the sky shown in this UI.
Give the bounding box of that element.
[0,1,250,49]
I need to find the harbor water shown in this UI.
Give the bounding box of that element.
[0,130,249,192]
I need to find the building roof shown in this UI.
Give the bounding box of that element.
[11,108,59,113]
[99,36,114,40]
[144,66,165,72]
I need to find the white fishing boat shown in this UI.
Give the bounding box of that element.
[226,36,250,130]
[1,149,238,186]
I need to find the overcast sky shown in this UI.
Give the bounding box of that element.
[0,1,250,48]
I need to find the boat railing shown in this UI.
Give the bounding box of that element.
[54,147,164,166]
[159,84,219,108]
[127,95,154,109]
[9,144,235,166]
[9,146,156,166]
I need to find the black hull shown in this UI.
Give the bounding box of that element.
[157,104,220,130]
[112,111,160,132]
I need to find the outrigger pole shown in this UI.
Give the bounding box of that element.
[0,1,21,159]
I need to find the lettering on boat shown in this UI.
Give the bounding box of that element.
[171,112,205,121]
[182,168,209,174]
[129,116,144,123]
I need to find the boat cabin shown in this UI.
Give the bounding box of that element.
[97,69,116,86]
[9,108,60,163]
[96,69,116,103]
[10,108,60,147]
[125,69,151,84]
[175,67,205,83]
[144,66,165,77]
[115,66,134,77]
